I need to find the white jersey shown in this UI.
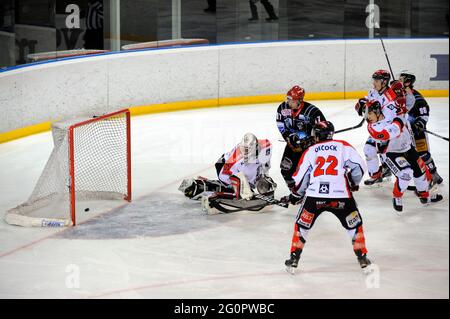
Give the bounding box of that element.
[367,88,398,121]
[367,117,412,153]
[218,139,272,187]
[293,140,366,199]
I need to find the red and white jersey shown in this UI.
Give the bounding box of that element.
[366,88,398,121]
[293,140,366,199]
[218,139,272,187]
[367,117,412,153]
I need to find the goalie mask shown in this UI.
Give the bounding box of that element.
[240,133,259,164]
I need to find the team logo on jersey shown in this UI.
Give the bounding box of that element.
[319,182,330,194]
[281,109,292,117]
[346,211,361,228]
[299,209,314,228]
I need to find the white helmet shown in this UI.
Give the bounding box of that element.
[240,133,259,164]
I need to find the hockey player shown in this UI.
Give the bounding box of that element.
[364,100,443,212]
[399,72,444,186]
[284,121,371,273]
[277,85,326,190]
[354,70,398,186]
[179,133,277,212]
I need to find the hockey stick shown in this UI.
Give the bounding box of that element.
[380,37,396,81]
[335,104,369,134]
[424,129,449,142]
[333,37,392,135]
[335,117,366,134]
[380,37,447,142]
[253,194,289,208]
[277,116,367,138]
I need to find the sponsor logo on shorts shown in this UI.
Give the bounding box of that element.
[299,209,314,228]
[316,200,346,209]
[346,211,361,228]
[385,157,400,175]
[395,157,409,168]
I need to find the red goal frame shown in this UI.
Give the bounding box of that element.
[68,109,131,226]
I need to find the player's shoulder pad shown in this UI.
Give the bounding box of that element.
[277,101,287,110]
[412,89,424,98]
[258,139,272,149]
[412,89,427,103]
[331,139,355,149]
[304,103,323,119]
[392,117,405,129]
[303,101,318,111]
[367,89,377,97]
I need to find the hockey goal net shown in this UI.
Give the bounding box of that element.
[5,109,131,227]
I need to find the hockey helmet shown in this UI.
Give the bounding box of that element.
[240,133,259,164]
[312,121,335,141]
[365,100,382,117]
[399,72,416,87]
[287,85,305,101]
[372,69,391,82]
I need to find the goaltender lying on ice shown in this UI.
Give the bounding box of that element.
[178,133,286,214]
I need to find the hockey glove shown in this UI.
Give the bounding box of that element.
[345,173,359,192]
[355,98,367,117]
[288,132,300,146]
[413,117,426,132]
[281,192,303,205]
[287,133,302,152]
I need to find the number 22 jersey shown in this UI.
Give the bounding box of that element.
[293,140,366,198]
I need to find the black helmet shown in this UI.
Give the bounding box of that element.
[366,100,382,116]
[399,72,416,88]
[312,121,335,141]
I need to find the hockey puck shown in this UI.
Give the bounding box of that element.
[84,208,90,212]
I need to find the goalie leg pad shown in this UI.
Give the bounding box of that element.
[179,178,233,199]
[201,193,271,215]
[230,172,254,200]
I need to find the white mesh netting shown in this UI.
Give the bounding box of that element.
[5,110,130,227]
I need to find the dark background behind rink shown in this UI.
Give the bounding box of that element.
[0,0,448,69]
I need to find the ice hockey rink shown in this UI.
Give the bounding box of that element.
[0,98,448,299]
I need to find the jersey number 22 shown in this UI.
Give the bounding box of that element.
[314,156,338,177]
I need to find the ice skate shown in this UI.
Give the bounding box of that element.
[430,171,444,189]
[285,250,301,274]
[357,254,371,269]
[392,197,403,212]
[364,170,383,186]
[419,193,443,205]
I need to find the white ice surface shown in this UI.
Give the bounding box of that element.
[0,98,448,299]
